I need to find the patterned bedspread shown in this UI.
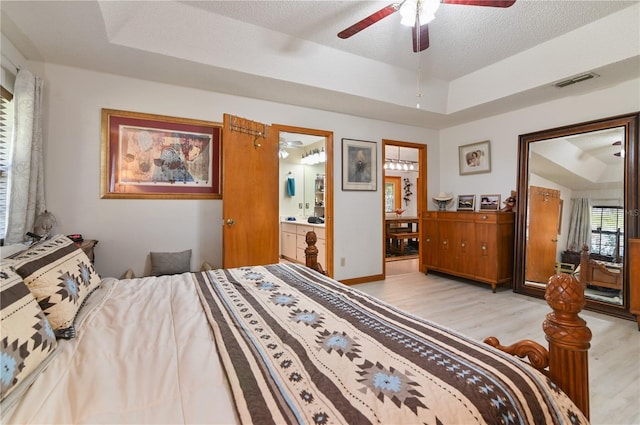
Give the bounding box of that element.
[194,263,587,425]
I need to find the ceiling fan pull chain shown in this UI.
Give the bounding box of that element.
[415,5,422,109]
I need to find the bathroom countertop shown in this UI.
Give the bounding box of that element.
[281,219,325,228]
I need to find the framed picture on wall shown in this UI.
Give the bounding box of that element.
[100,109,222,199]
[459,140,491,175]
[457,194,476,211]
[342,138,377,191]
[479,194,501,210]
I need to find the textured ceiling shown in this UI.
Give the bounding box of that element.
[182,0,634,80]
[1,1,638,129]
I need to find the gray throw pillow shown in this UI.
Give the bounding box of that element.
[149,249,192,276]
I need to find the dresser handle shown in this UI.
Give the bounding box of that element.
[482,215,488,220]
[426,238,431,243]
[443,240,447,245]
[461,242,466,247]
[481,245,487,251]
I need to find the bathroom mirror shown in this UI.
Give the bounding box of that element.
[279,131,326,219]
[514,113,639,318]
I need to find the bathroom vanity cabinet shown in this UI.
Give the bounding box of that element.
[281,222,326,268]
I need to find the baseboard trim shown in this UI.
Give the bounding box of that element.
[339,273,384,286]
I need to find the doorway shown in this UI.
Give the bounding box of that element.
[273,124,334,277]
[382,140,427,277]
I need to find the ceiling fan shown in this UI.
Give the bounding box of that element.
[279,139,303,148]
[612,141,625,157]
[338,0,516,52]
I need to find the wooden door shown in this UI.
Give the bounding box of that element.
[222,114,279,268]
[525,185,560,283]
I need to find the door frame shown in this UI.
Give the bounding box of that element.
[272,124,334,277]
[382,140,428,277]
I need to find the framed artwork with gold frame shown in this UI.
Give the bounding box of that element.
[101,109,222,199]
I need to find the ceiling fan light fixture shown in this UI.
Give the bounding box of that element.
[400,0,439,26]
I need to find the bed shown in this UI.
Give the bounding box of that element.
[1,233,591,424]
[578,245,623,291]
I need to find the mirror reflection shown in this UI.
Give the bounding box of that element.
[525,126,626,306]
[278,132,326,219]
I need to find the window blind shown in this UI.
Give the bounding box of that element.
[590,205,624,258]
[0,86,14,242]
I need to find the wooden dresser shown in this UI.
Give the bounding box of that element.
[629,238,640,330]
[421,211,515,292]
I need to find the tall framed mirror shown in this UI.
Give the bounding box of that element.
[514,112,639,319]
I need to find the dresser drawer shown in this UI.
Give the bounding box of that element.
[475,213,497,223]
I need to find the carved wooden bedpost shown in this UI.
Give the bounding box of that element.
[484,273,591,419]
[304,231,325,274]
[544,273,592,419]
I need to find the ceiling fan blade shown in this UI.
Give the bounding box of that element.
[412,24,429,52]
[338,2,402,39]
[441,0,516,7]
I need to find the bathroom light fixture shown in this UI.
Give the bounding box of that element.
[301,148,326,165]
[278,148,289,159]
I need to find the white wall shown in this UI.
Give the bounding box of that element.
[38,63,439,279]
[439,78,640,210]
[24,60,640,281]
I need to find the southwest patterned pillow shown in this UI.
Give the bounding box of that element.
[10,235,102,335]
[0,264,57,401]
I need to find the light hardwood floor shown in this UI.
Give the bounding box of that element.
[385,257,419,276]
[354,271,640,425]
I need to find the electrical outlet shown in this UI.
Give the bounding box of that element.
[340,257,345,267]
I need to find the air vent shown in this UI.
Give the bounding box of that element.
[553,72,599,88]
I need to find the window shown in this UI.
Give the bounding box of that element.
[0,86,14,242]
[590,205,624,258]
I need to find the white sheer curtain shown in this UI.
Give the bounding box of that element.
[5,69,45,244]
[566,198,592,252]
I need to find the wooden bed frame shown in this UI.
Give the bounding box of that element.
[579,245,623,290]
[303,231,592,420]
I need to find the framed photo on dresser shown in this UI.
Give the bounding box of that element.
[480,194,501,210]
[457,194,476,211]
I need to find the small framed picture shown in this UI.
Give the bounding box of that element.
[459,140,491,175]
[480,194,501,210]
[457,194,476,211]
[342,138,377,191]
